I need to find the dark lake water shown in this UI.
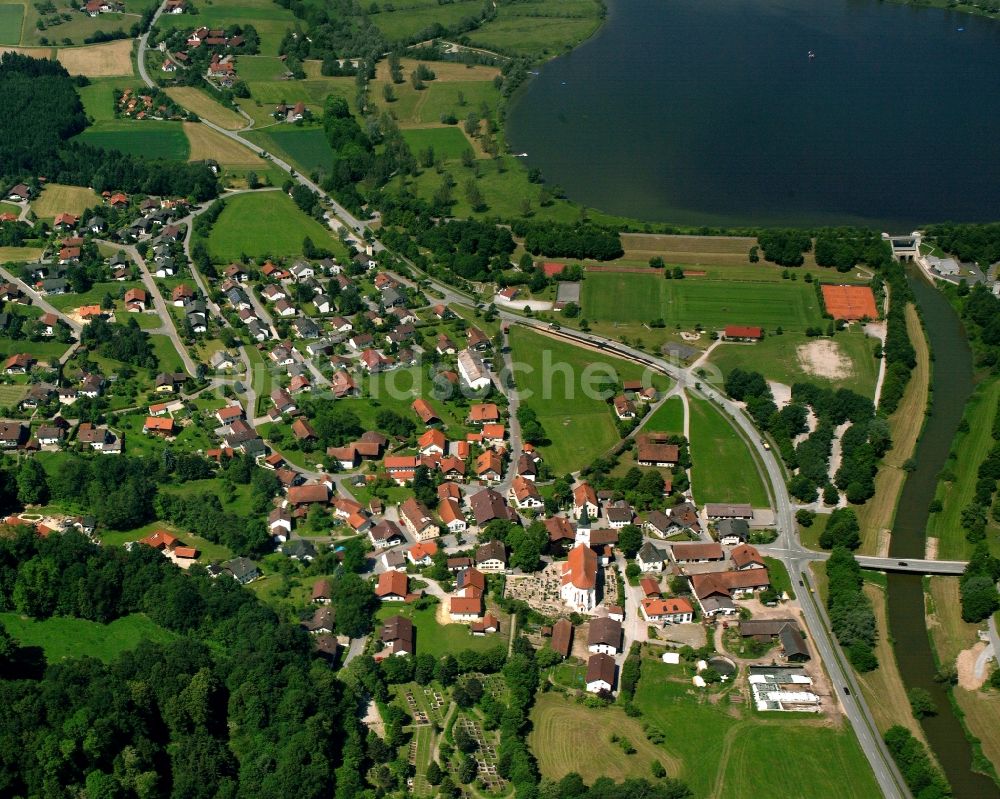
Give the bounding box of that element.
[506,0,1000,227]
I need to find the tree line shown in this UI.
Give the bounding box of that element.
[877,264,917,414]
[510,220,624,261]
[825,546,878,671]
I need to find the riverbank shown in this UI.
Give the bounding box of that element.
[887,0,999,21]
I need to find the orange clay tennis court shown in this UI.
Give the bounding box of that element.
[821,284,878,320]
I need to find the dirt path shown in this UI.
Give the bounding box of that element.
[958,641,989,690]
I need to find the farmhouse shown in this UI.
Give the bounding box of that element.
[706,503,753,520]
[470,488,517,526]
[585,653,616,694]
[636,541,668,573]
[550,619,573,659]
[587,617,622,655]
[641,597,694,624]
[561,543,598,613]
[717,518,749,545]
[612,394,636,420]
[636,436,679,467]
[670,541,724,564]
[380,615,415,657]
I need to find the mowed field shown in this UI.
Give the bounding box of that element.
[184,122,261,165]
[468,0,604,56]
[0,612,175,663]
[689,395,769,506]
[580,271,823,332]
[57,40,134,77]
[533,658,880,798]
[167,87,245,130]
[0,246,43,262]
[643,394,685,435]
[31,183,102,219]
[509,326,666,474]
[0,3,22,45]
[400,126,472,159]
[244,126,334,175]
[76,120,190,159]
[207,190,337,262]
[77,76,144,121]
[528,692,680,783]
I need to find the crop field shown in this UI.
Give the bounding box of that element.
[689,395,769,506]
[245,126,334,175]
[77,120,190,159]
[207,190,338,262]
[528,692,678,783]
[509,326,668,474]
[31,182,102,219]
[633,660,879,798]
[183,122,261,166]
[56,40,134,77]
[580,271,823,332]
[708,328,880,398]
[167,87,245,130]
[153,0,296,56]
[0,612,174,663]
[0,3,22,45]
[927,378,1000,560]
[400,126,472,160]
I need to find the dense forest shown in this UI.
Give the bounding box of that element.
[0,530,346,799]
[0,53,218,200]
[924,222,1000,268]
[510,220,624,261]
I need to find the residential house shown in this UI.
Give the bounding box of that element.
[475,450,503,483]
[369,519,406,549]
[399,497,438,541]
[612,394,636,420]
[380,615,415,657]
[545,515,577,552]
[470,488,517,527]
[268,508,292,540]
[475,540,507,572]
[406,540,438,567]
[731,543,765,571]
[0,422,27,449]
[717,518,750,546]
[586,653,616,694]
[636,541,669,573]
[418,428,447,456]
[222,557,260,584]
[457,349,491,390]
[641,597,694,624]
[572,482,600,520]
[438,498,467,534]
[376,570,411,602]
[587,617,622,655]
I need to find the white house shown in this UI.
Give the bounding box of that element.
[457,348,492,391]
[587,617,621,655]
[585,653,616,694]
[636,541,669,573]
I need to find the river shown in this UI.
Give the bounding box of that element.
[506,0,1000,228]
[885,266,997,798]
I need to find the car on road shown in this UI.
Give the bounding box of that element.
[842,686,851,696]
[798,579,804,587]
[898,561,908,567]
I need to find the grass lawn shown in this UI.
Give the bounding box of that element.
[0,246,43,263]
[207,191,339,262]
[707,328,880,399]
[632,659,880,798]
[688,395,769,506]
[857,305,930,554]
[99,517,236,563]
[410,724,435,796]
[643,395,684,435]
[580,271,824,333]
[954,687,1000,781]
[927,377,1000,560]
[374,602,505,659]
[149,334,185,373]
[762,556,795,599]
[925,576,981,669]
[0,383,28,407]
[184,122,261,166]
[0,3,23,45]
[166,87,245,130]
[31,183,102,220]
[468,0,603,56]
[244,125,335,176]
[400,127,472,160]
[528,691,677,783]
[371,0,481,40]
[798,511,828,551]
[76,120,190,160]
[509,326,667,474]
[0,336,69,361]
[47,280,144,312]
[0,612,175,663]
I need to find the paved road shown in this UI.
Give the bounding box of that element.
[0,266,82,334]
[136,3,165,88]
[761,546,968,576]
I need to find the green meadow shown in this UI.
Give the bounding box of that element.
[76,120,190,160]
[688,394,769,506]
[0,612,175,663]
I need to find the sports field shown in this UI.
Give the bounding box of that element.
[400,126,472,160]
[31,183,102,219]
[0,3,22,45]
[77,121,190,160]
[509,326,667,474]
[0,612,175,663]
[167,87,245,130]
[57,40,134,77]
[245,126,334,175]
[581,271,823,332]
[708,328,880,398]
[688,395,769,506]
[184,122,261,165]
[207,190,338,262]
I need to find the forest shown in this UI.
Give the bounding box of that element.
[0,53,218,201]
[510,220,624,261]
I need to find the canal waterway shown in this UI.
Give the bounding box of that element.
[885,266,996,798]
[506,0,1000,227]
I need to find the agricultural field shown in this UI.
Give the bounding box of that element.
[0,612,175,663]
[926,377,1000,560]
[166,87,245,130]
[509,326,668,474]
[580,271,824,333]
[152,0,296,56]
[0,384,28,407]
[707,328,881,399]
[688,395,769,507]
[373,602,506,659]
[0,246,43,262]
[528,692,675,783]
[467,0,604,57]
[183,122,261,165]
[56,40,135,77]
[206,190,339,262]
[76,120,190,159]
[244,126,335,176]
[642,394,684,436]
[31,182,102,219]
[400,126,472,160]
[0,2,22,45]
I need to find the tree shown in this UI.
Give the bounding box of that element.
[458,754,478,783]
[464,179,486,212]
[907,687,937,719]
[618,524,643,558]
[329,573,379,637]
[454,725,477,753]
[17,458,49,505]
[426,760,443,786]
[960,574,999,622]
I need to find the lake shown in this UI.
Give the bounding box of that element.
[506,0,1000,228]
